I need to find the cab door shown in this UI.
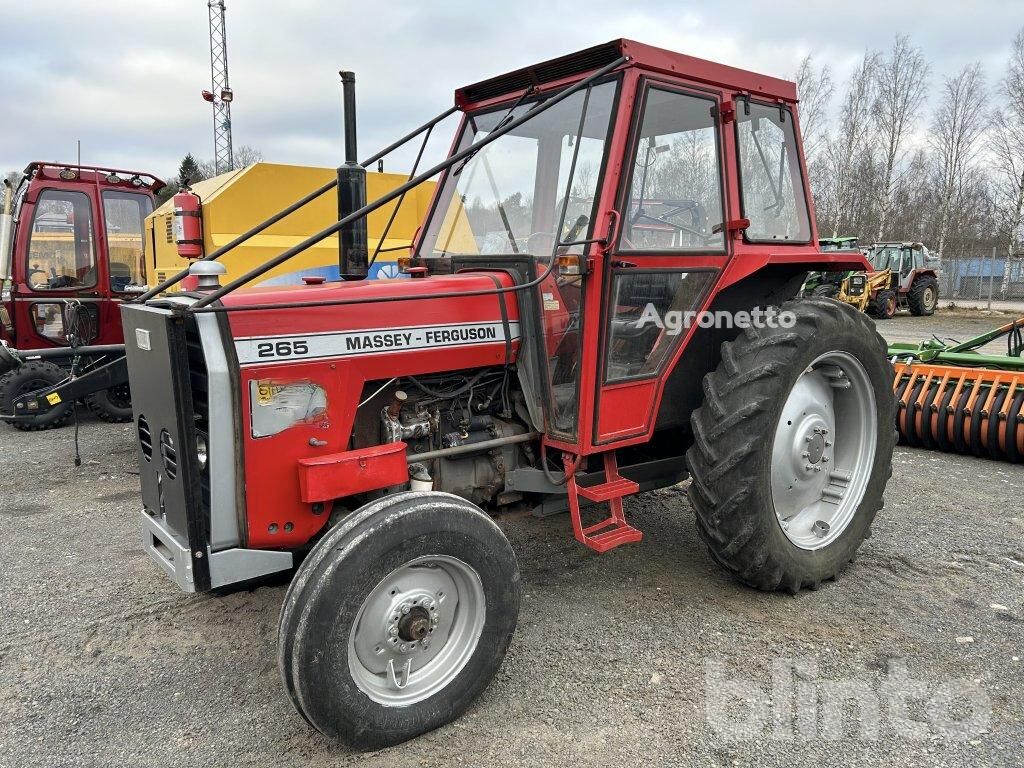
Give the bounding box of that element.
[15,186,103,350]
[593,79,730,445]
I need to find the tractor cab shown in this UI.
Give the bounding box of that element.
[0,162,164,428]
[867,241,936,292]
[1,162,163,353]
[415,40,839,448]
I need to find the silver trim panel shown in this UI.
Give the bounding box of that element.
[140,509,292,592]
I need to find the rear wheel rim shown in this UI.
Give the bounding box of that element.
[348,554,485,706]
[15,377,55,396]
[924,287,936,310]
[770,351,877,550]
[106,383,132,409]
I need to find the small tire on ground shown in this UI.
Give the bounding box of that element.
[869,289,897,319]
[908,275,938,316]
[85,382,133,423]
[278,491,520,749]
[0,361,74,431]
[685,298,895,593]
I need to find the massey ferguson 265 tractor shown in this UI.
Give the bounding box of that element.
[121,41,895,748]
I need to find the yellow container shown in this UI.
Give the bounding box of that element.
[146,162,436,290]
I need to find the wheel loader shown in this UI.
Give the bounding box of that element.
[120,40,896,748]
[835,241,940,319]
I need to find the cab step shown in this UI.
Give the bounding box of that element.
[565,451,642,553]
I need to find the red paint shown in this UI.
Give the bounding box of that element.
[298,442,409,503]
[216,40,871,550]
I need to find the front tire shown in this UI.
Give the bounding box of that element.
[0,361,73,431]
[278,491,520,749]
[685,299,895,593]
[869,289,897,319]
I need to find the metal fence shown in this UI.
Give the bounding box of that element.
[938,251,1024,304]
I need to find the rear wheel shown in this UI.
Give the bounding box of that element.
[686,298,895,592]
[85,382,133,423]
[279,491,520,749]
[0,361,73,431]
[908,275,938,316]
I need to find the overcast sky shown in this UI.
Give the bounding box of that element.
[1,0,1020,180]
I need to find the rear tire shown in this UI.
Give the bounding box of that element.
[908,275,938,316]
[85,382,133,423]
[685,298,895,593]
[0,361,74,431]
[279,491,520,749]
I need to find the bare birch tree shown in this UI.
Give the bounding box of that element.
[931,63,988,259]
[794,55,834,161]
[990,27,1024,295]
[873,35,930,240]
[825,50,880,237]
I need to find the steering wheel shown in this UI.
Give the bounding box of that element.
[27,267,48,289]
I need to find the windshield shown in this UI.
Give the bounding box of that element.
[869,245,905,272]
[420,81,617,259]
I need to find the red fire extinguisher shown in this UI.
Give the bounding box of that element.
[173,188,203,259]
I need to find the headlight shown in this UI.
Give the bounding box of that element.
[195,432,209,470]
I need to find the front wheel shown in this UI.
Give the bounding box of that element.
[870,289,897,319]
[686,298,895,592]
[278,491,520,749]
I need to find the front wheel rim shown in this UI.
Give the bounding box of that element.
[348,554,485,707]
[770,351,878,550]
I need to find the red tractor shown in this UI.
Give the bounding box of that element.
[0,162,164,428]
[121,41,895,748]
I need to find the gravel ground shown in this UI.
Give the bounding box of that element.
[1,308,1022,768]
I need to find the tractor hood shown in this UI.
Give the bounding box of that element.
[219,271,523,370]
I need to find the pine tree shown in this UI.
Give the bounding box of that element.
[177,154,203,187]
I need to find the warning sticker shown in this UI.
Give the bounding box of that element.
[46,392,62,406]
[255,381,284,405]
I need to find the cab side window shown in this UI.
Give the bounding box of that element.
[103,191,152,291]
[621,87,725,253]
[26,190,96,290]
[735,101,811,243]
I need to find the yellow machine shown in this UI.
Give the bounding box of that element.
[146,163,436,289]
[837,268,896,317]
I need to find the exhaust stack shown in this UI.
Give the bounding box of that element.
[337,70,368,280]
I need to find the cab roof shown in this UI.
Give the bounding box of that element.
[455,39,798,109]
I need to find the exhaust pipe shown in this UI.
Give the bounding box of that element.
[0,178,15,288]
[337,70,368,280]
